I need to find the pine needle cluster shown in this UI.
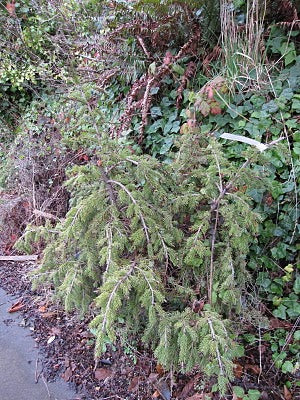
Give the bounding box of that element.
[19,133,264,392]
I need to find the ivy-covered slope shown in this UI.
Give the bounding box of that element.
[1,0,299,397]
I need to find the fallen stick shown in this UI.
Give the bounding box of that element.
[33,209,60,221]
[0,255,38,261]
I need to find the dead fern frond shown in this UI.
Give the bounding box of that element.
[276,20,300,29]
[277,0,298,22]
[175,24,201,60]
[140,77,156,141]
[114,31,202,141]
[202,46,222,76]
[176,61,197,108]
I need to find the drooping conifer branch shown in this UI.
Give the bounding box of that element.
[22,134,266,391]
[208,318,225,376]
[107,179,150,243]
[101,262,136,333]
[208,206,219,305]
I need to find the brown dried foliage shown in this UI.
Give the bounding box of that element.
[112,24,201,142]
[0,194,31,253]
[176,61,197,109]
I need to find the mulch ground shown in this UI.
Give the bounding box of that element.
[0,260,200,400]
[0,259,298,400]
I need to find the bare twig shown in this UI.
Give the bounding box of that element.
[33,209,60,222]
[258,324,262,383]
[208,318,224,375]
[101,263,135,332]
[41,373,51,398]
[210,158,251,213]
[107,180,150,243]
[0,255,38,261]
[136,35,151,59]
[35,358,41,383]
[208,206,219,305]
[99,166,119,208]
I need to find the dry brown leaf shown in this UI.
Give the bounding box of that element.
[156,363,164,375]
[186,393,207,400]
[232,394,243,400]
[40,312,56,319]
[148,373,159,383]
[8,300,25,313]
[6,2,15,15]
[128,376,140,392]
[269,318,292,329]
[94,368,112,381]
[245,364,261,375]
[180,373,201,398]
[62,367,72,382]
[284,385,292,400]
[233,363,243,378]
[152,390,160,398]
[210,106,222,115]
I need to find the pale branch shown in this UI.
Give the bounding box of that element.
[140,76,156,139]
[103,225,113,281]
[99,166,119,208]
[125,158,139,166]
[210,158,251,213]
[0,255,38,261]
[33,209,60,222]
[193,216,209,244]
[107,180,150,243]
[213,153,224,193]
[101,263,135,333]
[69,205,83,230]
[136,35,151,59]
[208,318,225,376]
[208,206,219,306]
[136,266,155,306]
[159,233,169,273]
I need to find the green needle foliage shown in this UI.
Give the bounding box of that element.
[19,132,265,392]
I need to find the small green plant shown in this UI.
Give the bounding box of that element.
[257,264,300,321]
[233,386,261,400]
[263,329,300,375]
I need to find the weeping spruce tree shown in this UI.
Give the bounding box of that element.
[21,133,263,393]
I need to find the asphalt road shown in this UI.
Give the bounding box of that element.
[0,288,77,400]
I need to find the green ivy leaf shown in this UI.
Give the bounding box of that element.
[150,107,162,117]
[294,277,300,294]
[294,330,300,340]
[282,360,294,373]
[148,62,156,74]
[292,98,300,111]
[273,304,287,320]
[262,100,278,113]
[172,64,185,75]
[233,386,245,397]
[285,49,297,66]
[248,389,261,400]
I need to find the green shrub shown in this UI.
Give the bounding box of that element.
[17,131,269,392]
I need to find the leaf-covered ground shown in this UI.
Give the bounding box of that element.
[0,254,298,399]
